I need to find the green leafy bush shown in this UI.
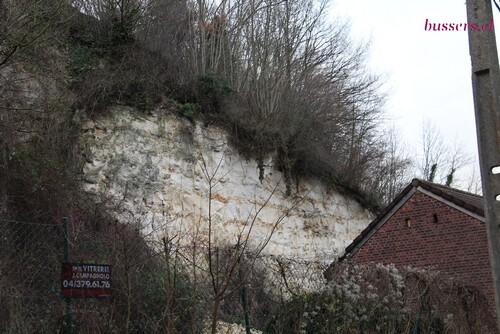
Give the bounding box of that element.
[68,44,95,79]
[197,72,232,113]
[177,102,199,121]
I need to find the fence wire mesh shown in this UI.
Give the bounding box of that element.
[0,219,63,333]
[0,218,208,333]
[0,217,332,334]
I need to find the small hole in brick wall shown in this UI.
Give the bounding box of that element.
[492,166,500,174]
[406,218,411,227]
[433,213,438,223]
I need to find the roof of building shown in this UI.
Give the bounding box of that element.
[339,178,484,261]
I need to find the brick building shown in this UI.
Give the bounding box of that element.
[340,179,495,314]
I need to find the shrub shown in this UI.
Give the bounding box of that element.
[177,102,199,121]
[266,263,497,334]
[197,72,232,114]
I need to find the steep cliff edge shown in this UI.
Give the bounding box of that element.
[81,107,373,260]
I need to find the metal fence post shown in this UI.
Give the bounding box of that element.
[63,216,73,334]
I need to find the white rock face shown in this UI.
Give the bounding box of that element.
[81,107,373,261]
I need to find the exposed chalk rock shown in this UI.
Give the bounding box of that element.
[81,107,373,261]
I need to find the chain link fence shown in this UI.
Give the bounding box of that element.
[0,219,63,333]
[0,217,335,334]
[0,218,208,333]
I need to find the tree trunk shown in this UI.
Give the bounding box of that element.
[210,298,221,334]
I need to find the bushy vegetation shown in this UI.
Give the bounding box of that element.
[1,1,479,333]
[62,0,411,208]
[1,0,410,234]
[4,226,494,334]
[0,218,206,333]
[267,263,497,334]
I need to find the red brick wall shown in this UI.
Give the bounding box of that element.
[349,190,495,314]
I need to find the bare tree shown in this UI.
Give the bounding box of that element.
[417,119,473,187]
[0,0,70,68]
[185,0,389,199]
[67,0,399,203]
[363,126,412,204]
[465,160,483,195]
[0,0,76,219]
[71,0,147,31]
[198,153,306,334]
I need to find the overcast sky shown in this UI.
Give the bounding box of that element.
[331,0,500,188]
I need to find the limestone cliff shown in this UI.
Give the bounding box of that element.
[81,107,373,261]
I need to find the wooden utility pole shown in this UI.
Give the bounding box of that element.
[466,0,500,328]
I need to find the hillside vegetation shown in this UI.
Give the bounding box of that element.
[1,0,412,220]
[0,1,437,333]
